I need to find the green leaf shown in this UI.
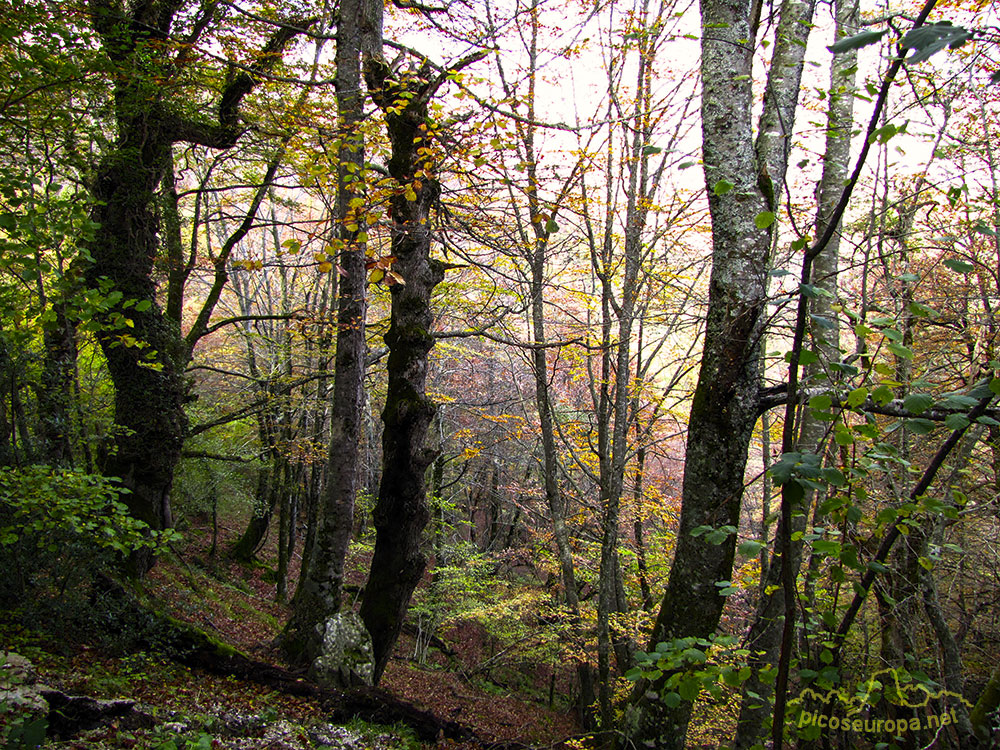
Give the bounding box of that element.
[846,387,868,408]
[786,348,819,366]
[937,393,978,409]
[754,211,776,229]
[810,314,837,330]
[905,418,936,435]
[642,145,663,156]
[738,540,764,556]
[770,452,802,485]
[886,342,913,359]
[813,539,841,556]
[872,384,895,405]
[903,393,934,415]
[944,413,970,431]
[821,467,846,487]
[678,676,701,701]
[706,525,737,545]
[828,28,887,54]
[809,393,833,410]
[902,22,973,64]
[545,218,559,234]
[907,301,935,318]
[871,123,902,144]
[943,258,975,273]
[713,179,735,195]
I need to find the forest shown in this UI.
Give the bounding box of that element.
[1,0,999,747]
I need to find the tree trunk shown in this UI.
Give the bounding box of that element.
[280,0,373,670]
[83,0,306,573]
[38,300,78,467]
[86,128,188,553]
[733,0,852,744]
[623,0,812,739]
[230,464,273,562]
[359,50,455,684]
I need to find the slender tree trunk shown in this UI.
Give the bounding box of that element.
[279,0,373,671]
[230,464,273,562]
[359,47,461,684]
[37,300,78,467]
[733,0,851,744]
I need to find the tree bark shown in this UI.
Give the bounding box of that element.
[734,0,853,744]
[623,0,812,740]
[84,0,307,573]
[359,50,456,684]
[281,0,374,671]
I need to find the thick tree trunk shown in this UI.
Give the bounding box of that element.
[86,131,188,550]
[83,0,306,573]
[624,0,812,740]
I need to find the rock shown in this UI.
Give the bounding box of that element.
[310,613,374,688]
[309,722,406,749]
[1,651,49,748]
[308,723,368,749]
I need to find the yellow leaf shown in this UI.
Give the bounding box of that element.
[318,261,333,273]
[370,268,385,283]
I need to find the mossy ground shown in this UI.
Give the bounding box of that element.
[1,515,580,749]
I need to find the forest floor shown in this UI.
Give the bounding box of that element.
[1,513,582,750]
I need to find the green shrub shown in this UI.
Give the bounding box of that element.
[0,465,175,605]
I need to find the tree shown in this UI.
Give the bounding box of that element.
[280,0,378,671]
[733,0,857,743]
[623,0,816,740]
[83,0,310,572]
[359,42,486,684]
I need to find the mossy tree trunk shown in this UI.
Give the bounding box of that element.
[280,0,376,671]
[359,57,444,684]
[358,46,483,684]
[84,0,306,573]
[623,0,813,741]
